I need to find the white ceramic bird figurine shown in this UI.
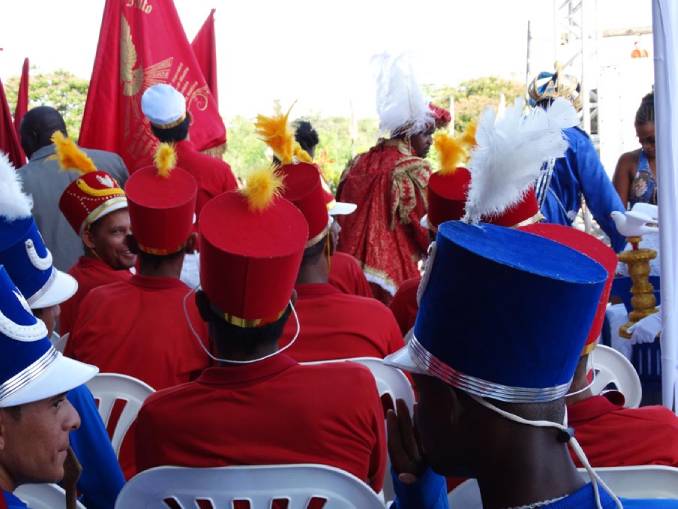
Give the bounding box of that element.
[611,210,659,237]
[631,202,659,222]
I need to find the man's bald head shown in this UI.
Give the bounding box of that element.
[20,106,68,158]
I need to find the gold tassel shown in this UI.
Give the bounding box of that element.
[52,132,97,175]
[153,143,177,178]
[241,165,284,212]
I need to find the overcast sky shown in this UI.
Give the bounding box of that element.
[0,0,652,118]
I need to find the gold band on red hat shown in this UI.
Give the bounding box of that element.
[305,218,332,248]
[76,179,125,198]
[214,305,288,328]
[137,242,186,256]
[581,340,598,356]
[151,113,187,130]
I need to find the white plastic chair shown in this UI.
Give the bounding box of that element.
[303,357,415,503]
[590,344,642,408]
[15,483,86,509]
[303,357,415,414]
[86,372,155,457]
[114,464,386,509]
[448,466,678,506]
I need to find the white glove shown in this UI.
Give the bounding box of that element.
[629,310,662,344]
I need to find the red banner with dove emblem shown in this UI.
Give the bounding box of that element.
[79,0,226,171]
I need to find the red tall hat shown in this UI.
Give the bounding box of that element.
[520,223,617,354]
[200,166,308,327]
[483,187,540,227]
[278,162,331,247]
[55,133,127,234]
[126,144,197,255]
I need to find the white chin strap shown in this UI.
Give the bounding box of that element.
[469,394,623,509]
[182,286,301,365]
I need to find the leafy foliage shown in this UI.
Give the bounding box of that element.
[4,69,89,140]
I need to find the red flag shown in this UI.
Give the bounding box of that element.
[191,9,218,106]
[0,78,25,167]
[79,0,226,170]
[14,58,29,137]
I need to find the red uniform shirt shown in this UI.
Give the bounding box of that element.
[135,140,237,218]
[65,274,210,390]
[389,276,420,335]
[134,354,386,492]
[568,391,678,467]
[329,251,373,298]
[281,283,404,362]
[59,256,132,335]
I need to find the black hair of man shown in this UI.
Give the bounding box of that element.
[196,289,293,361]
[20,106,68,158]
[635,92,655,126]
[302,234,327,262]
[294,120,319,157]
[150,116,190,143]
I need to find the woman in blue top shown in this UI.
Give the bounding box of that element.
[613,92,657,208]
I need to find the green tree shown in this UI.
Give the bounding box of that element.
[425,77,525,132]
[4,69,89,140]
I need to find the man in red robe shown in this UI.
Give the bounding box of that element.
[336,55,436,302]
[277,162,403,362]
[141,84,237,218]
[65,144,209,391]
[524,223,678,469]
[133,168,386,491]
[53,136,136,334]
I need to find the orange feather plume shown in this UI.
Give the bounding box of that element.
[52,131,97,175]
[241,165,284,212]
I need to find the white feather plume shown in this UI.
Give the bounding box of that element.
[372,52,433,136]
[464,98,571,223]
[0,151,33,220]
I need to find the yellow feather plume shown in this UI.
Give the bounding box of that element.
[241,165,284,212]
[460,121,477,148]
[153,143,177,178]
[433,133,466,175]
[255,104,295,164]
[293,143,313,163]
[52,131,97,175]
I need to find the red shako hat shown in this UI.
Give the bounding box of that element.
[199,166,308,327]
[278,162,331,247]
[520,223,617,354]
[126,144,197,255]
[54,132,127,234]
[483,187,540,227]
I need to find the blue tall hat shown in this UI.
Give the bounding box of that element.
[0,266,97,407]
[385,221,607,403]
[0,153,77,309]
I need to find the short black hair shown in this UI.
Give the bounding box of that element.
[210,304,293,357]
[150,116,190,143]
[635,92,655,125]
[302,234,327,262]
[294,120,319,154]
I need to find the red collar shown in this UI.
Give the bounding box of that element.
[129,274,187,290]
[567,391,626,424]
[77,256,123,274]
[197,354,297,388]
[295,283,341,299]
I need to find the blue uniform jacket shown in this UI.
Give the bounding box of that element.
[391,468,678,508]
[68,384,125,509]
[540,127,626,252]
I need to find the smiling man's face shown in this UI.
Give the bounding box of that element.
[0,393,80,489]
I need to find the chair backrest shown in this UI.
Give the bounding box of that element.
[590,344,642,408]
[15,483,86,509]
[302,357,415,414]
[86,372,155,457]
[448,466,678,506]
[114,464,386,509]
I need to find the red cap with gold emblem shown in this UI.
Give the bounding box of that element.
[278,162,331,247]
[199,166,308,327]
[520,223,617,354]
[125,144,197,255]
[54,132,127,234]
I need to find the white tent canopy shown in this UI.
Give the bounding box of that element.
[653,0,678,411]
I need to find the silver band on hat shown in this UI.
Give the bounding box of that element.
[408,334,571,403]
[0,346,59,404]
[25,267,56,308]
